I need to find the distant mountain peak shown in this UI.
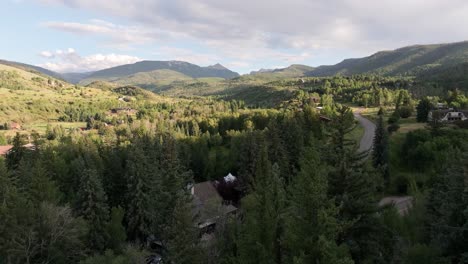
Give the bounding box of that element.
[207,63,228,70]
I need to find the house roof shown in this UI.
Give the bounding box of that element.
[192,181,236,227]
[431,109,468,115]
[193,181,222,204]
[0,145,13,156]
[379,196,414,216]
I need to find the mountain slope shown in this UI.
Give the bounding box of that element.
[81,69,194,89]
[307,41,468,76]
[243,64,315,81]
[60,72,94,84]
[81,60,239,83]
[0,59,63,80]
[0,63,173,129]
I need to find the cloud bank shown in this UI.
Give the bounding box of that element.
[39,48,141,72]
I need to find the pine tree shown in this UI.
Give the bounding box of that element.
[372,109,390,187]
[325,106,391,262]
[5,133,27,171]
[427,152,468,262]
[77,168,109,251]
[27,161,61,205]
[105,207,127,253]
[237,145,286,264]
[285,143,353,264]
[416,97,433,122]
[164,195,205,264]
[125,142,156,242]
[154,134,192,235]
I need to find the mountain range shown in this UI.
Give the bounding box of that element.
[2,41,468,88]
[306,41,468,77]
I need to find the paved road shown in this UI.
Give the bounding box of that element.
[353,109,376,153]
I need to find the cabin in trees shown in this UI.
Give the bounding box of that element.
[428,109,468,122]
[191,174,238,240]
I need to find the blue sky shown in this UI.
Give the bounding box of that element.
[2,0,468,74]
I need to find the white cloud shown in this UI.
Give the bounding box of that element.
[36,0,468,71]
[38,0,468,50]
[39,51,54,58]
[153,46,221,66]
[39,48,141,72]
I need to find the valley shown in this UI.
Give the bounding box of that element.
[0,40,467,264]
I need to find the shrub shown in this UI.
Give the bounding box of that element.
[387,123,400,133]
[399,106,413,118]
[388,111,400,124]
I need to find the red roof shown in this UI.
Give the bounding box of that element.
[0,145,13,156]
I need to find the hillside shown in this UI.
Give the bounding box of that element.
[61,72,94,84]
[0,63,172,133]
[80,60,239,84]
[0,59,63,80]
[246,64,314,80]
[81,69,194,89]
[416,62,468,92]
[307,41,468,76]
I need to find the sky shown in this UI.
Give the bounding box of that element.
[1,0,468,74]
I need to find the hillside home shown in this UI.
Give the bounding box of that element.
[10,122,21,130]
[0,145,13,157]
[0,143,35,157]
[191,180,237,240]
[428,109,468,122]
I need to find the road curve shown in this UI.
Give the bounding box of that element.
[353,109,376,153]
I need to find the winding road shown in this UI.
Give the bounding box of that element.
[353,109,376,153]
[353,109,415,215]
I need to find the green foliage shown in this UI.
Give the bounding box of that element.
[416,97,434,122]
[427,152,468,262]
[285,143,353,263]
[79,247,148,264]
[398,106,413,118]
[77,168,110,251]
[373,111,390,186]
[105,207,127,253]
[164,196,205,264]
[308,41,468,77]
[237,148,286,264]
[403,244,441,264]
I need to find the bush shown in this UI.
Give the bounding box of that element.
[404,244,440,264]
[387,123,400,133]
[399,106,413,118]
[391,174,409,194]
[388,111,400,124]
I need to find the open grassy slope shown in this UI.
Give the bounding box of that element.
[0,64,174,134]
[307,41,468,77]
[80,60,239,84]
[0,64,117,123]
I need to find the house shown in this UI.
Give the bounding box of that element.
[428,109,468,122]
[191,180,237,236]
[10,122,21,130]
[436,102,447,109]
[0,145,13,157]
[0,143,36,157]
